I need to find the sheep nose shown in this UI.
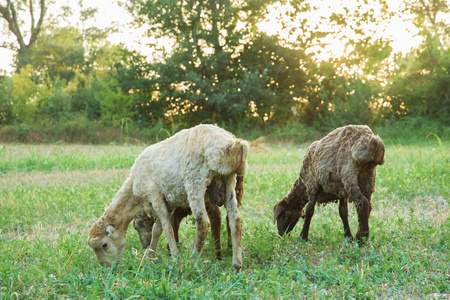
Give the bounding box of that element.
[99,258,114,267]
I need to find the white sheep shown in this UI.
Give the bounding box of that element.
[88,124,248,271]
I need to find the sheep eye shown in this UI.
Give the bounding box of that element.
[102,243,108,249]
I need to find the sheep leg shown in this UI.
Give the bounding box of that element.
[206,202,222,260]
[171,213,182,244]
[226,215,232,249]
[300,199,316,241]
[355,197,370,246]
[189,195,210,258]
[148,221,163,258]
[168,207,191,248]
[148,195,180,258]
[224,175,242,271]
[345,184,370,246]
[338,198,354,241]
[164,208,184,253]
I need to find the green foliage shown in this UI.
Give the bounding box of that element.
[129,0,289,127]
[109,48,157,124]
[21,27,86,82]
[95,75,136,121]
[0,76,14,124]
[388,0,450,123]
[240,34,310,125]
[389,40,450,121]
[10,65,40,123]
[71,74,102,120]
[38,78,72,121]
[0,143,448,298]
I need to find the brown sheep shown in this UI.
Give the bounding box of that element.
[133,175,244,260]
[273,125,385,245]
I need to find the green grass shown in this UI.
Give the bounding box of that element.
[0,140,449,299]
[0,144,144,173]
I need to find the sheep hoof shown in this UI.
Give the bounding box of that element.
[233,264,242,272]
[145,248,156,259]
[357,239,368,247]
[189,249,201,259]
[346,235,354,242]
[300,233,308,242]
[356,233,369,247]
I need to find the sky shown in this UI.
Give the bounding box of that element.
[0,0,423,74]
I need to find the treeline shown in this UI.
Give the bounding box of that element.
[0,0,449,143]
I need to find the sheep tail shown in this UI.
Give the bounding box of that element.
[205,139,249,176]
[235,175,244,207]
[232,140,249,175]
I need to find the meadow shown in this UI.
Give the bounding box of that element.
[0,138,448,299]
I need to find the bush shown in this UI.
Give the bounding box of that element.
[39,79,72,121]
[0,76,14,125]
[11,66,39,123]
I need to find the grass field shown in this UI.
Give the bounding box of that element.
[0,139,449,299]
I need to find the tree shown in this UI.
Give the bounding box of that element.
[24,27,86,82]
[0,0,47,71]
[388,0,450,121]
[126,0,403,130]
[126,0,284,127]
[239,33,309,125]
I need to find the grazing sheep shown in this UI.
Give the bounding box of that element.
[273,125,385,245]
[133,175,244,260]
[88,124,248,270]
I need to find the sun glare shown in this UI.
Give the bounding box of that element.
[257,0,422,60]
[257,8,283,36]
[310,36,347,61]
[0,0,427,74]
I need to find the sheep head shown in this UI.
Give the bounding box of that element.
[88,220,127,266]
[273,201,304,236]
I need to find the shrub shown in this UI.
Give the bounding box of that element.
[0,76,14,124]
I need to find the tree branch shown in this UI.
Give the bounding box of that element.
[0,0,47,53]
[28,0,46,46]
[0,0,26,51]
[29,0,35,33]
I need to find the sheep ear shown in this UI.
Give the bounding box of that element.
[106,225,115,237]
[368,137,385,165]
[273,203,284,224]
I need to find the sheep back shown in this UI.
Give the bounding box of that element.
[130,124,248,207]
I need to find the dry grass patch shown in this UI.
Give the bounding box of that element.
[0,169,131,188]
